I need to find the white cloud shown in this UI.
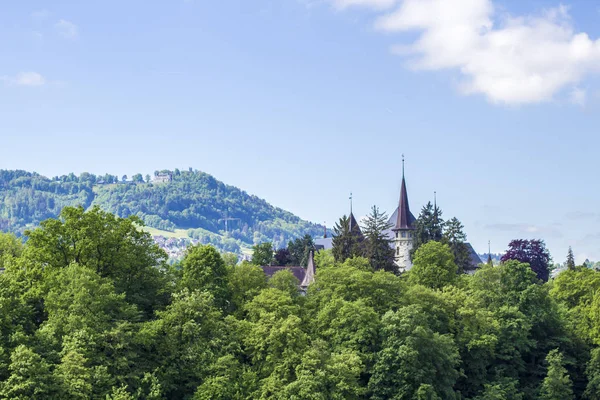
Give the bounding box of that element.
[55,19,78,39]
[329,0,600,104]
[1,72,46,87]
[331,0,397,10]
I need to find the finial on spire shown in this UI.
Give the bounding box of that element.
[402,154,405,178]
[324,222,327,238]
[349,192,353,215]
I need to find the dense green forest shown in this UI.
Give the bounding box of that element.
[0,169,323,253]
[0,206,598,399]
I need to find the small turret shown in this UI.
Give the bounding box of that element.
[392,155,416,272]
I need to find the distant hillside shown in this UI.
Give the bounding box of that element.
[0,169,324,255]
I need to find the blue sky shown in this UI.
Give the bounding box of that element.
[1,0,599,263]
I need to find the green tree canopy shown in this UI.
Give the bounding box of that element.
[409,241,458,290]
[539,349,574,400]
[251,242,273,267]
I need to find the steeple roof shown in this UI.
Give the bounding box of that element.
[393,175,416,231]
[301,250,316,289]
[349,212,362,234]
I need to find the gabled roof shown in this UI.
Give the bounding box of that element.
[465,243,483,271]
[393,176,416,231]
[260,252,317,291]
[261,266,306,283]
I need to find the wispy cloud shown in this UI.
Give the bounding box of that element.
[1,72,46,87]
[31,9,51,20]
[565,211,597,220]
[55,19,78,39]
[326,0,600,105]
[485,223,563,238]
[569,87,587,107]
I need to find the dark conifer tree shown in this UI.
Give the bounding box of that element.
[566,247,576,271]
[332,215,363,263]
[362,206,395,272]
[443,217,472,273]
[412,201,444,256]
[287,234,315,267]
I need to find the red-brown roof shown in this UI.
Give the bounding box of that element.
[261,266,306,282]
[393,175,416,231]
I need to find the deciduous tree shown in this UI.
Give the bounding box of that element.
[501,239,551,282]
[251,242,273,266]
[409,241,458,290]
[539,349,574,400]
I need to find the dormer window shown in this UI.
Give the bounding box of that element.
[401,232,406,238]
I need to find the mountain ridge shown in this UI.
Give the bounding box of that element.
[0,169,324,255]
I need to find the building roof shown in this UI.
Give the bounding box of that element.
[392,175,416,231]
[301,251,316,288]
[261,266,306,282]
[349,212,363,236]
[261,251,317,290]
[465,243,483,271]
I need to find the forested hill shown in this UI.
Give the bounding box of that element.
[0,169,323,252]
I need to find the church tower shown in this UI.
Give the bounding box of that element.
[392,157,416,272]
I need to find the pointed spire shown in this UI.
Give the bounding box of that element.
[324,222,327,238]
[393,157,416,231]
[487,240,492,265]
[301,250,316,289]
[350,192,353,215]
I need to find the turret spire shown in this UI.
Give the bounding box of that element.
[393,157,416,231]
[487,240,492,265]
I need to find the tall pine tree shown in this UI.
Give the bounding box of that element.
[362,206,395,272]
[566,247,575,271]
[332,215,363,263]
[443,217,472,273]
[412,201,444,256]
